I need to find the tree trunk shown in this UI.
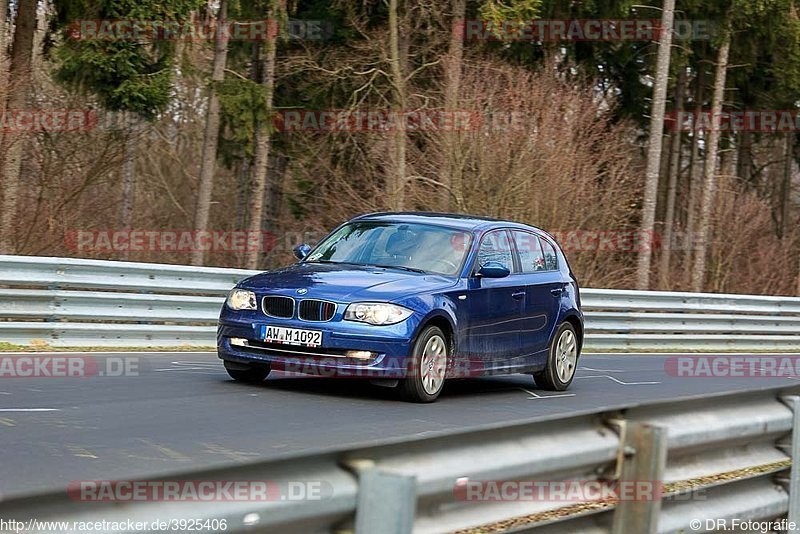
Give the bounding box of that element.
[635,0,675,289]
[719,132,736,194]
[235,160,249,237]
[440,0,465,211]
[690,32,731,292]
[780,132,792,239]
[0,0,8,154]
[656,133,672,224]
[0,0,36,254]
[685,67,704,267]
[0,0,8,99]
[120,114,138,260]
[191,0,229,266]
[658,67,687,289]
[245,2,281,271]
[797,254,800,296]
[737,130,753,188]
[0,0,7,52]
[388,0,407,211]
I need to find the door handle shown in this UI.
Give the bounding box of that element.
[512,291,526,300]
[550,288,563,296]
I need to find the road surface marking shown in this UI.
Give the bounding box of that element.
[518,387,575,399]
[67,445,98,459]
[202,443,261,462]
[155,361,224,374]
[0,408,60,412]
[576,374,660,385]
[138,438,190,461]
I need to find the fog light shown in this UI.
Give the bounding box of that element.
[345,350,374,360]
[230,338,247,347]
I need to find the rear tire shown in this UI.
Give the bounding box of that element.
[533,322,579,391]
[399,326,448,403]
[224,360,270,384]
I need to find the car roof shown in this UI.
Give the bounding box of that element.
[353,211,547,234]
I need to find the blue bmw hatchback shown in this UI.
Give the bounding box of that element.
[218,212,583,402]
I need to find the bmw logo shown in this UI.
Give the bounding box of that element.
[296,288,308,295]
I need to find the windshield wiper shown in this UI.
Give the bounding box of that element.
[306,260,360,266]
[306,260,427,274]
[366,264,428,274]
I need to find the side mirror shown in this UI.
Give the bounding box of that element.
[477,261,510,278]
[293,244,311,260]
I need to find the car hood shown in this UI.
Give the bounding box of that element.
[238,262,458,302]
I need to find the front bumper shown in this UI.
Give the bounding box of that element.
[217,312,421,379]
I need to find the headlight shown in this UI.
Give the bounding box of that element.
[226,289,257,310]
[344,303,413,325]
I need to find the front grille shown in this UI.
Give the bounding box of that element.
[298,299,337,322]
[262,296,294,318]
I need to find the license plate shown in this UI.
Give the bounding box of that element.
[260,325,322,347]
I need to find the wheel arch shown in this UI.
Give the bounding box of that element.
[415,311,457,354]
[561,312,584,354]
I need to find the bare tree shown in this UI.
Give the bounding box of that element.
[690,32,731,292]
[0,0,6,51]
[685,67,704,267]
[658,67,686,288]
[780,132,792,238]
[119,114,140,260]
[0,0,10,166]
[191,0,229,266]
[245,1,283,270]
[387,0,407,211]
[635,0,675,289]
[439,0,465,211]
[797,253,800,296]
[0,0,37,253]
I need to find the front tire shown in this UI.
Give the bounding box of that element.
[399,326,448,403]
[533,322,579,391]
[224,360,270,384]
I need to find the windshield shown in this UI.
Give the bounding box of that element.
[305,221,472,276]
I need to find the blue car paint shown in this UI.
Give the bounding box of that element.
[217,212,583,379]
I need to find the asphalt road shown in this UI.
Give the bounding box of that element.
[1,351,797,499]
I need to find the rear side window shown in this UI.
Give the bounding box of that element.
[540,237,558,270]
[476,230,515,272]
[512,231,546,273]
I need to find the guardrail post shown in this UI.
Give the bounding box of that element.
[611,421,667,534]
[347,460,416,534]
[781,396,800,533]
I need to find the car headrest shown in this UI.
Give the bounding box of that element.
[385,228,416,255]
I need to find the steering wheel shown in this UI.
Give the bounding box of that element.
[429,258,459,273]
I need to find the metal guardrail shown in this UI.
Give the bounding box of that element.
[0,254,251,294]
[0,386,798,533]
[0,255,799,351]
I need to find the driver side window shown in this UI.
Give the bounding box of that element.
[477,230,515,272]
